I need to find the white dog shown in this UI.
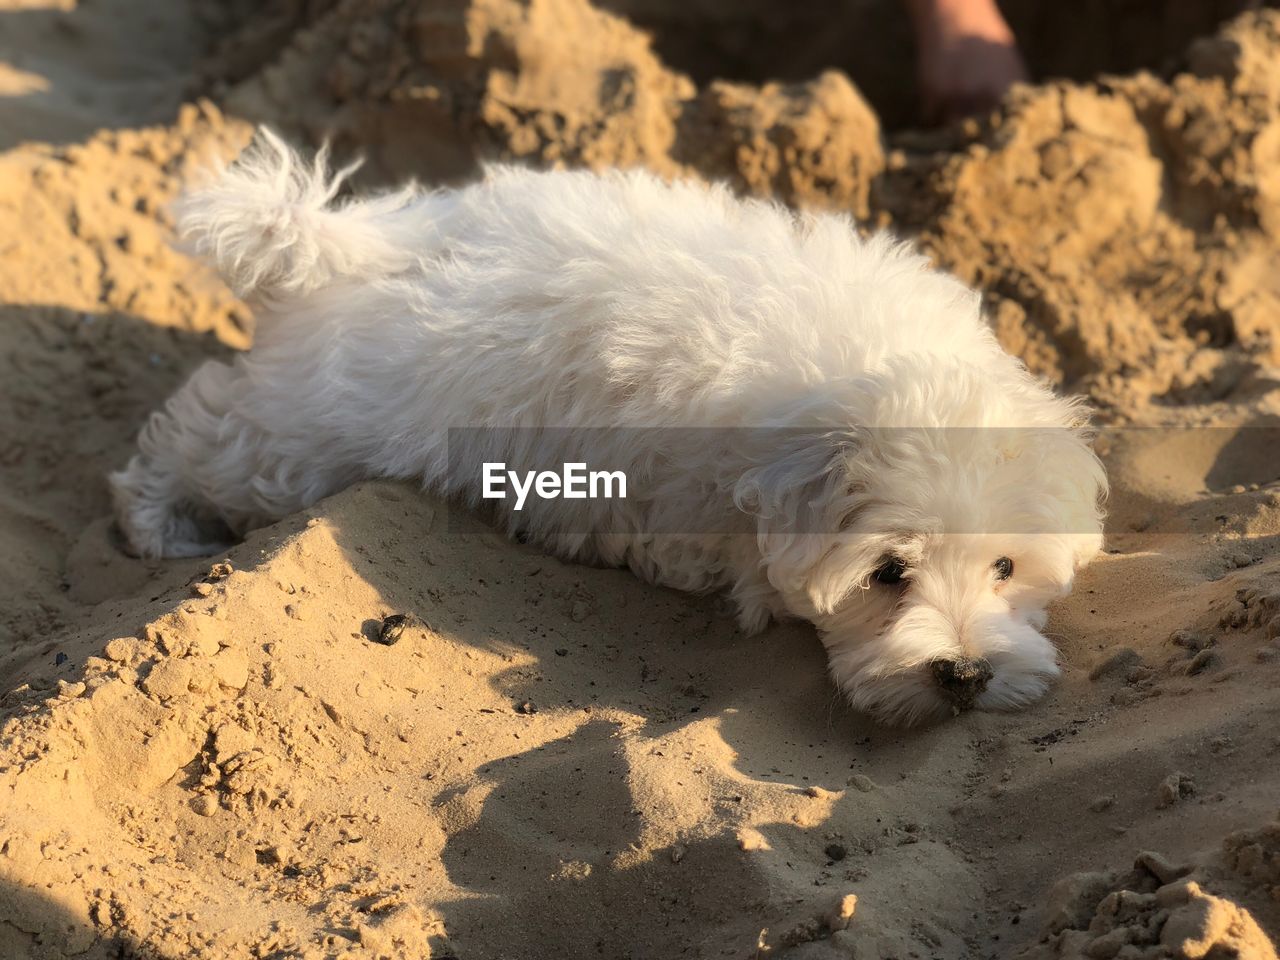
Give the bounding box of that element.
[112,130,1105,725]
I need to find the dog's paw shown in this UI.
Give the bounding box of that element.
[109,455,233,559]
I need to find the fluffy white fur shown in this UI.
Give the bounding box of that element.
[112,129,1106,725]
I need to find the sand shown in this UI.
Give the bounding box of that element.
[0,1,1278,958]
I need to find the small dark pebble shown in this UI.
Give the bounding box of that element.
[375,614,410,646]
[824,843,847,862]
[554,648,568,657]
[55,652,69,667]
[516,700,538,715]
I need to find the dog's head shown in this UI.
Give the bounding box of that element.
[735,354,1106,725]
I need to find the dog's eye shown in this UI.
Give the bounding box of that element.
[993,557,1014,581]
[872,558,906,585]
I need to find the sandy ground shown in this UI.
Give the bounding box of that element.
[1,1,1279,958]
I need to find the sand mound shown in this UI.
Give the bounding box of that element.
[880,8,1280,398]
[3,486,986,958]
[218,0,884,215]
[0,104,250,678]
[1022,825,1280,960]
[600,0,1262,130]
[1,1,1279,957]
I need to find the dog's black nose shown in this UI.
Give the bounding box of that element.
[931,657,993,709]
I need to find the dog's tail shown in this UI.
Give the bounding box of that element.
[175,128,423,301]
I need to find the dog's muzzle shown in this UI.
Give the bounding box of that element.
[931,657,993,709]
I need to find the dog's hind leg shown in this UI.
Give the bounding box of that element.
[110,360,246,558]
[111,355,367,559]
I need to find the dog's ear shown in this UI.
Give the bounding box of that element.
[1064,450,1107,572]
[1025,419,1108,571]
[733,430,866,615]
